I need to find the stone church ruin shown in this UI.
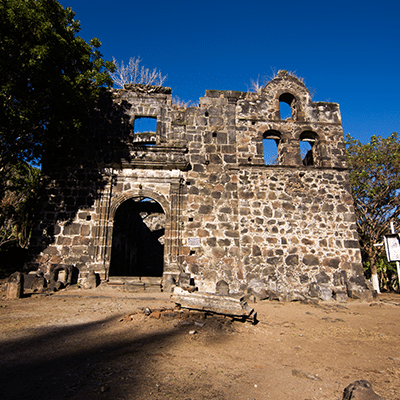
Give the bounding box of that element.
[28,70,371,300]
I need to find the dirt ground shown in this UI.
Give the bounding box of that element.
[0,285,399,400]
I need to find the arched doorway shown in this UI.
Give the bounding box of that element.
[109,197,165,277]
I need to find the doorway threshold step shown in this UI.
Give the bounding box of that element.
[107,276,162,292]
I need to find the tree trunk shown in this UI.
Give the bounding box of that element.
[371,273,380,293]
[370,260,381,293]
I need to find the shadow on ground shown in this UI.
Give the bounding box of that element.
[0,314,205,400]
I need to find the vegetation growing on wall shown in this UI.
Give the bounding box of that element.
[111,56,167,89]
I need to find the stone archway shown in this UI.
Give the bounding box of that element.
[109,197,165,277]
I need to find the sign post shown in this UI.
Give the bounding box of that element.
[383,222,400,293]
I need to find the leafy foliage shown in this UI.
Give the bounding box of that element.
[0,0,114,167]
[363,257,399,292]
[0,162,41,249]
[0,0,115,273]
[346,133,400,288]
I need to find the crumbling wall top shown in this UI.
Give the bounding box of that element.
[204,90,246,99]
[263,70,310,93]
[122,83,172,94]
[234,70,342,124]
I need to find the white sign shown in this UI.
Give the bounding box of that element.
[384,234,400,262]
[187,237,201,247]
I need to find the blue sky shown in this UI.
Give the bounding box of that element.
[60,0,400,143]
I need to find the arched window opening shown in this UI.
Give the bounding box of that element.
[299,131,318,166]
[263,130,281,165]
[110,197,165,277]
[279,93,296,120]
[133,116,157,145]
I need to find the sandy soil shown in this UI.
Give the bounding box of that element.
[0,285,399,400]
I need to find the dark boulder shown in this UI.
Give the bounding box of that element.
[342,380,384,400]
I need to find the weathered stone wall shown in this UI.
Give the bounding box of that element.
[181,165,362,294]
[29,169,101,277]
[29,72,369,299]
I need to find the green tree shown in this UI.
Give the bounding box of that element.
[0,0,114,167]
[346,133,400,292]
[0,162,41,250]
[0,0,114,273]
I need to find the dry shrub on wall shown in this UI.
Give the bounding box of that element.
[111,56,168,88]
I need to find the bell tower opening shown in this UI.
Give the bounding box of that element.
[279,92,296,120]
[263,130,281,165]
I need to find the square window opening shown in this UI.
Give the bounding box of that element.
[133,116,157,146]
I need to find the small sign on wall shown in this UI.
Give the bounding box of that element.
[187,237,201,247]
[384,234,400,262]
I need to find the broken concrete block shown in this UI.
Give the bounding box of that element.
[80,271,99,289]
[346,276,376,302]
[170,287,255,322]
[6,272,24,299]
[49,264,74,288]
[24,273,46,293]
[87,271,99,288]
